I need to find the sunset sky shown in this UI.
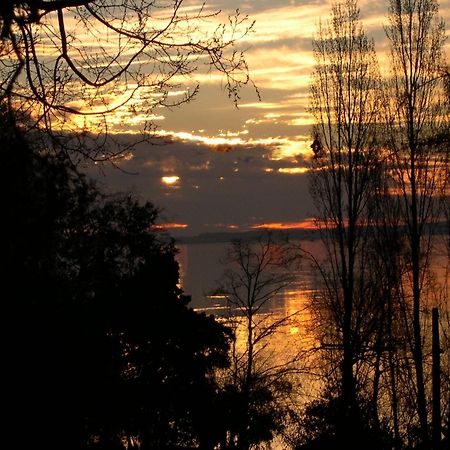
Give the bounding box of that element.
[88,0,450,236]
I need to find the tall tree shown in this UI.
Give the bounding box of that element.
[384,0,448,443]
[309,0,382,442]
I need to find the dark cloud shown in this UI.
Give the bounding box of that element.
[85,136,314,236]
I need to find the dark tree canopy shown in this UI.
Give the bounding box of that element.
[3,113,234,449]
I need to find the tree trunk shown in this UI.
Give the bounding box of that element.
[432,308,441,450]
[410,152,429,445]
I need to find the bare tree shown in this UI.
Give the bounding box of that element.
[383,0,449,443]
[215,232,302,449]
[0,1,255,159]
[308,0,382,434]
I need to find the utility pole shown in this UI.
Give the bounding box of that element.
[432,307,441,450]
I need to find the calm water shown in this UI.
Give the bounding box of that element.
[176,239,326,405]
[176,237,449,357]
[177,237,449,312]
[177,239,325,312]
[176,238,449,449]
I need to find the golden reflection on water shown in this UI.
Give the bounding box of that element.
[177,241,320,364]
[176,239,449,449]
[177,238,449,380]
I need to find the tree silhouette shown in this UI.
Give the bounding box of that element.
[305,1,449,447]
[292,389,395,450]
[383,0,449,444]
[0,1,255,158]
[214,233,302,449]
[308,0,382,444]
[3,110,234,449]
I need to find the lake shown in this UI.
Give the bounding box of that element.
[177,236,449,314]
[176,237,449,360]
[176,239,326,406]
[177,239,325,311]
[176,237,449,447]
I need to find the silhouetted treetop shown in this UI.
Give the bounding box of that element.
[3,112,235,450]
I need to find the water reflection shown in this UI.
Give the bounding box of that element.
[177,240,324,310]
[176,238,449,448]
[176,240,324,370]
[176,238,449,357]
[178,238,449,313]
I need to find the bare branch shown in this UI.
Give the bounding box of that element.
[0,1,256,158]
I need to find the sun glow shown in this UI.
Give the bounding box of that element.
[161,176,180,185]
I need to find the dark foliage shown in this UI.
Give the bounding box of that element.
[216,383,283,449]
[294,392,395,450]
[3,114,232,449]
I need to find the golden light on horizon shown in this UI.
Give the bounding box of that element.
[251,219,318,230]
[154,129,314,161]
[161,176,180,185]
[157,223,188,229]
[278,167,309,174]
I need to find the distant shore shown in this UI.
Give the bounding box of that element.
[174,221,449,245]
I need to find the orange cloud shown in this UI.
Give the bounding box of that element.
[157,223,189,230]
[277,167,309,174]
[155,128,313,161]
[251,219,318,230]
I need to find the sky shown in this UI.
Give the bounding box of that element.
[85,0,450,236]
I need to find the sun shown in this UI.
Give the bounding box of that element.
[161,176,180,185]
